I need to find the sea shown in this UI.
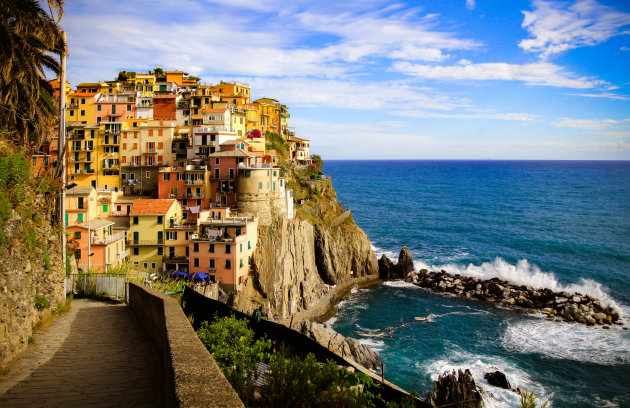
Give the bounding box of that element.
[323,160,630,408]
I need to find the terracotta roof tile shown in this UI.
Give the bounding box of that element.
[129,199,177,215]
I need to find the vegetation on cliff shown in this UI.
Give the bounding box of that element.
[197,314,418,407]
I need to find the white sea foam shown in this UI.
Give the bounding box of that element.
[420,346,549,408]
[382,280,418,289]
[503,318,630,365]
[325,316,338,326]
[357,337,386,352]
[413,257,625,314]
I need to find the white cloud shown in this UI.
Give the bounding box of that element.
[520,0,630,59]
[466,0,476,10]
[621,46,630,51]
[238,77,470,111]
[392,61,605,88]
[398,110,538,122]
[553,117,623,130]
[568,93,630,101]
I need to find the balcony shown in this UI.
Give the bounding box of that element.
[164,255,189,262]
[190,233,235,243]
[177,101,190,109]
[143,148,158,154]
[108,111,124,117]
[84,144,95,151]
[185,179,204,186]
[102,163,119,169]
[111,210,128,216]
[166,220,197,230]
[92,231,126,246]
[124,179,138,185]
[193,125,230,134]
[114,249,130,262]
[137,103,154,108]
[104,129,121,135]
[186,193,205,199]
[68,132,85,140]
[168,193,186,199]
[67,103,79,109]
[127,239,165,246]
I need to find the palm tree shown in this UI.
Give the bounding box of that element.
[0,0,65,147]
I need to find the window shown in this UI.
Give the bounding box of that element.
[245,170,251,178]
[143,262,148,269]
[133,248,139,256]
[157,247,163,255]
[163,173,170,181]
[77,213,83,223]
[193,243,199,252]
[80,110,85,116]
[133,216,138,225]
[127,104,131,111]
[151,262,156,269]
[149,130,153,136]
[103,204,108,212]
[225,244,231,254]
[116,205,121,212]
[97,104,102,111]
[215,158,220,165]
[225,260,231,269]
[157,216,163,224]
[208,244,214,253]
[74,232,81,239]
[194,258,199,267]
[167,231,177,240]
[240,259,244,268]
[209,259,215,268]
[258,182,263,189]
[75,249,81,260]
[248,241,251,250]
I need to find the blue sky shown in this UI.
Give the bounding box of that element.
[61,0,630,159]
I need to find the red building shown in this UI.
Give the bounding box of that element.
[153,95,178,120]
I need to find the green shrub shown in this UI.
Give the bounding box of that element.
[34,295,50,311]
[43,249,50,271]
[28,336,35,345]
[196,314,272,368]
[0,151,30,205]
[24,226,37,252]
[520,389,551,408]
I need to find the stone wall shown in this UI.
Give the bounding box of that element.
[0,195,65,371]
[128,283,243,408]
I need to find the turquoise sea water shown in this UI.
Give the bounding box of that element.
[324,161,630,408]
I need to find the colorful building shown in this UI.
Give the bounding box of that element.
[128,199,182,272]
[189,212,258,290]
[68,219,127,272]
[65,186,97,227]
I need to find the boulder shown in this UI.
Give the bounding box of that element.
[378,254,395,280]
[484,371,511,389]
[395,246,415,279]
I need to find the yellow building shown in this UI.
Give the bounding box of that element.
[129,199,182,272]
[65,186,97,227]
[66,83,107,124]
[243,104,261,133]
[67,123,100,188]
[253,98,280,135]
[133,73,156,95]
[211,81,250,106]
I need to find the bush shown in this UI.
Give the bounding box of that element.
[0,150,31,205]
[196,314,272,368]
[34,295,50,311]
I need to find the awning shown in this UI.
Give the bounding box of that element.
[172,270,187,277]
[188,272,209,280]
[185,206,200,214]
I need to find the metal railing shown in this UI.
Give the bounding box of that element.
[91,231,126,245]
[64,273,147,299]
[127,239,165,246]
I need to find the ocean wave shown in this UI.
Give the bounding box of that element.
[381,280,419,289]
[419,346,549,408]
[503,318,630,365]
[357,337,386,352]
[413,257,625,314]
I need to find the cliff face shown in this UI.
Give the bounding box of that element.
[234,178,377,318]
[0,176,65,370]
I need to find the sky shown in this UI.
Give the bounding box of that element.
[60,0,630,159]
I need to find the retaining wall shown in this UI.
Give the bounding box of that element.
[128,283,243,408]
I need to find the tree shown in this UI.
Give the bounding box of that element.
[0,0,66,147]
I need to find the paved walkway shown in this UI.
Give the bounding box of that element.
[0,299,163,407]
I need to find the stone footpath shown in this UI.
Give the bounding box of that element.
[0,298,163,407]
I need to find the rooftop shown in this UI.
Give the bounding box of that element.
[129,199,177,215]
[66,187,94,196]
[208,149,257,158]
[76,219,114,230]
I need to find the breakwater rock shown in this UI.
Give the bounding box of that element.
[299,320,382,371]
[379,249,622,327]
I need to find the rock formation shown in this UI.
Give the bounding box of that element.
[233,177,377,319]
[401,268,622,327]
[429,369,482,408]
[484,371,511,389]
[379,246,414,280]
[299,320,382,370]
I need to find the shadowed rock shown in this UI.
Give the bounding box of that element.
[484,370,511,389]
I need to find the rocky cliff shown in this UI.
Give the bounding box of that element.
[0,147,66,370]
[234,175,377,318]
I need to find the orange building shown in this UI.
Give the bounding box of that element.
[68,219,128,272]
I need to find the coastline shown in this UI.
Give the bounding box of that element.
[272,274,382,327]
